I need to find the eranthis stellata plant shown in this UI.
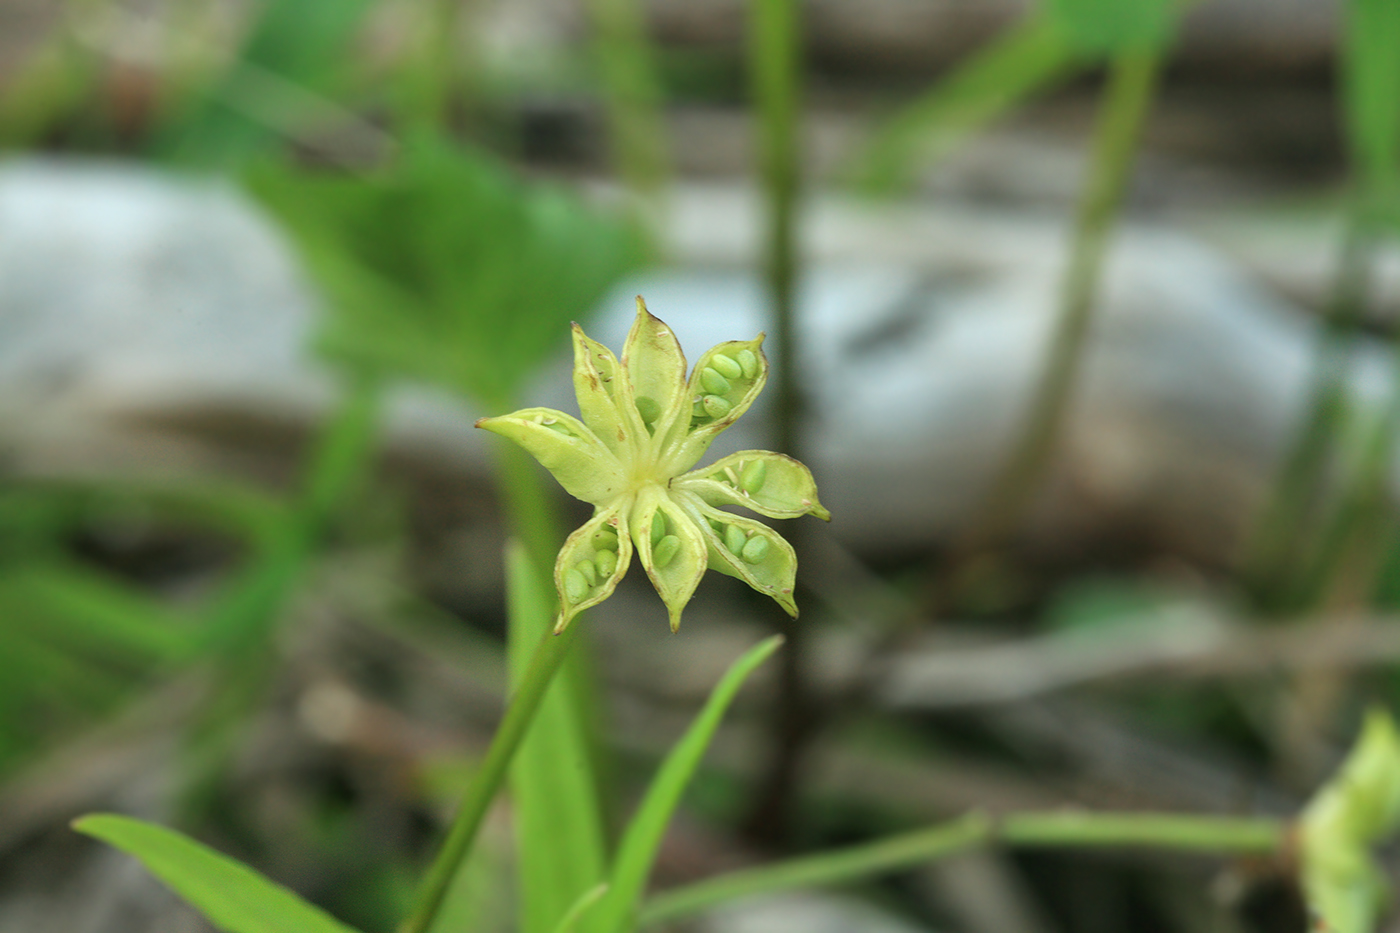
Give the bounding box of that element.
[477,298,829,632]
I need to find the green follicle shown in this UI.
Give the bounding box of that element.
[723,524,747,555]
[650,511,667,546]
[538,416,573,436]
[702,395,731,419]
[701,367,732,396]
[710,353,743,380]
[636,395,662,430]
[564,568,590,604]
[741,536,769,564]
[576,559,598,586]
[737,348,759,379]
[596,549,618,577]
[652,534,681,568]
[739,460,767,494]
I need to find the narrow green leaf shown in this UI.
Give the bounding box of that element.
[851,18,1078,195]
[507,542,608,933]
[73,814,363,933]
[590,636,784,933]
[639,814,990,925]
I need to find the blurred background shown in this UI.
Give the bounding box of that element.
[0,0,1395,930]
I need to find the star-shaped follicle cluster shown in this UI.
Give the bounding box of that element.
[477,298,829,631]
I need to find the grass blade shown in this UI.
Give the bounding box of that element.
[850,18,1077,196]
[74,814,363,933]
[590,635,784,933]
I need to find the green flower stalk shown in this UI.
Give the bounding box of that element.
[477,298,829,632]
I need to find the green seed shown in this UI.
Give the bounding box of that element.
[741,536,769,564]
[563,568,589,604]
[710,353,743,380]
[702,395,731,419]
[651,511,667,546]
[692,400,707,419]
[737,349,759,378]
[652,534,681,568]
[701,367,731,396]
[576,559,598,586]
[740,460,767,494]
[595,548,617,577]
[635,395,662,425]
[544,421,573,436]
[724,524,746,555]
[590,527,619,551]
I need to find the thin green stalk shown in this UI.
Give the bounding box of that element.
[399,620,583,933]
[639,810,1284,926]
[587,0,668,211]
[1000,811,1284,852]
[965,45,1164,552]
[744,0,812,846]
[1241,210,1377,610]
[400,0,464,136]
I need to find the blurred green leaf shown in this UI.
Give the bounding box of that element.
[246,138,644,407]
[1344,0,1400,195]
[0,563,198,773]
[74,814,364,933]
[507,542,608,933]
[1047,0,1176,55]
[156,0,380,166]
[851,18,1079,195]
[1300,708,1400,933]
[589,636,783,933]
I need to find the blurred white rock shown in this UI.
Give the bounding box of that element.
[697,891,938,933]
[0,159,1387,565]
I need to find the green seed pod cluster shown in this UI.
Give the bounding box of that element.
[482,300,824,632]
[712,517,769,565]
[562,524,623,605]
[690,346,761,428]
[650,510,681,569]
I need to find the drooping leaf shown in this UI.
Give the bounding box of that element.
[74,814,364,933]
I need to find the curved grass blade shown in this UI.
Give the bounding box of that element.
[73,814,363,933]
[589,636,783,933]
[850,17,1078,196]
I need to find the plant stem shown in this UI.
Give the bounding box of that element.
[639,810,1284,926]
[399,620,583,933]
[744,0,812,847]
[400,0,464,136]
[587,0,668,215]
[1241,209,1377,611]
[962,44,1163,554]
